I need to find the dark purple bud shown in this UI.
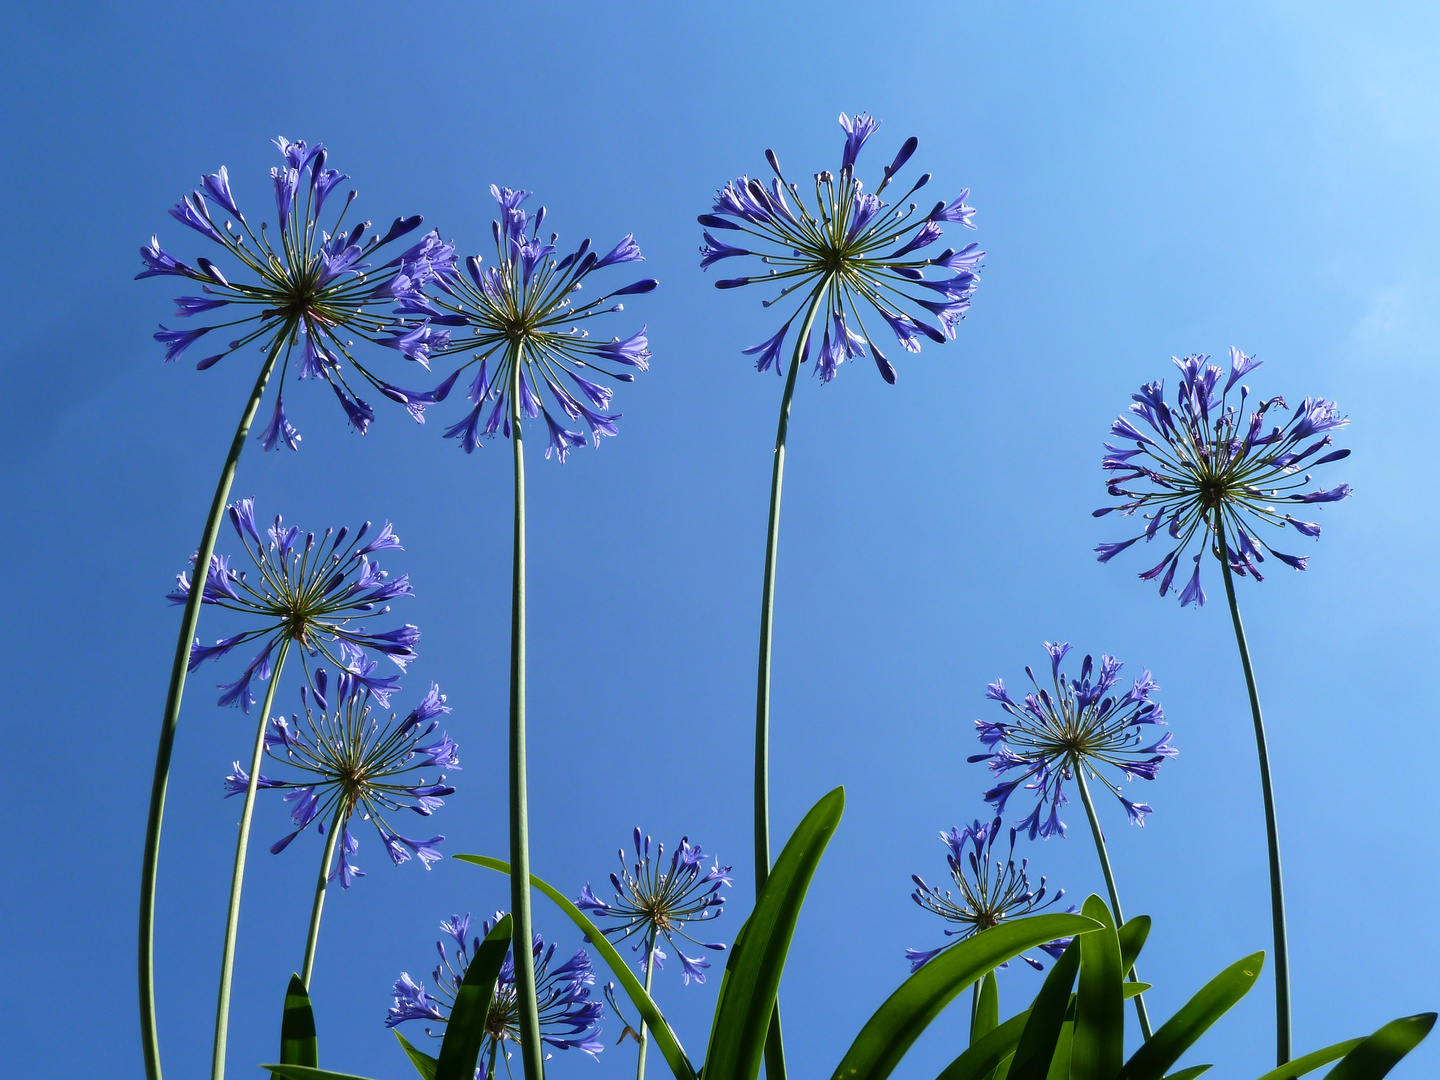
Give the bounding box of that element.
[379,215,423,246]
[765,149,782,178]
[915,172,931,190]
[196,258,229,287]
[697,213,743,231]
[716,278,751,289]
[611,278,658,296]
[1313,448,1350,465]
[465,256,483,288]
[886,136,918,176]
[928,201,947,220]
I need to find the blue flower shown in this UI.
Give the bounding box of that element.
[170,499,418,711]
[239,676,457,885]
[386,911,604,1070]
[384,185,654,460]
[701,112,983,384]
[970,644,1175,838]
[577,829,731,987]
[139,137,454,445]
[1095,349,1352,606]
[906,817,1067,973]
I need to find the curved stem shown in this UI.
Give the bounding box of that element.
[1214,514,1291,1066]
[140,339,284,1080]
[300,801,345,989]
[508,348,544,1080]
[1073,768,1153,1040]
[753,282,829,1080]
[212,637,291,1080]
[636,934,656,1080]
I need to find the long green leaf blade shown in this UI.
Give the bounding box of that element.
[262,1067,376,1080]
[706,786,846,1080]
[435,915,511,1080]
[394,1031,438,1080]
[830,912,1100,1080]
[1072,896,1123,1080]
[1118,952,1263,1080]
[1044,1021,1074,1080]
[454,856,697,1080]
[1162,1067,1211,1080]
[281,974,318,1068]
[1009,940,1082,1080]
[939,1011,1032,1080]
[1251,1040,1364,1080]
[1321,1014,1436,1080]
[974,972,1000,1042]
[1118,918,1151,974]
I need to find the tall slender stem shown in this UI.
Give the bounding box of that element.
[300,801,345,989]
[969,982,981,1043]
[508,347,544,1080]
[1073,768,1153,1040]
[1214,514,1291,1066]
[753,282,829,1080]
[212,637,291,1080]
[635,934,656,1080]
[140,339,284,1080]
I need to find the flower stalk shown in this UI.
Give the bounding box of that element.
[301,800,345,988]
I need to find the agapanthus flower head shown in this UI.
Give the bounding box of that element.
[377,185,654,462]
[386,910,603,1071]
[1094,349,1352,606]
[140,137,455,445]
[970,643,1175,839]
[701,112,982,385]
[576,829,731,987]
[227,676,456,886]
[906,817,1066,974]
[170,499,418,711]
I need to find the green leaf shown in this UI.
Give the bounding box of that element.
[1118,917,1151,975]
[938,1011,1032,1080]
[1072,896,1123,1080]
[830,912,1100,1080]
[1251,1040,1364,1080]
[1117,952,1263,1080]
[1322,1013,1436,1080]
[1044,1021,1074,1080]
[1124,984,1152,999]
[706,786,846,1080]
[1162,1068,1211,1080]
[262,1067,377,1080]
[1009,940,1081,1080]
[280,974,317,1068]
[454,855,698,1080]
[394,1031,438,1080]
[974,972,1000,1042]
[435,915,511,1080]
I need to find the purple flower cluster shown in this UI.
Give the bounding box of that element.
[169,499,417,711]
[1095,348,1351,606]
[386,911,603,1070]
[971,642,1176,835]
[701,112,982,384]
[378,185,656,462]
[227,677,457,886]
[140,136,454,445]
[906,817,1067,973]
[577,829,731,986]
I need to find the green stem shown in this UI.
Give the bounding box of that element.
[212,638,291,1080]
[300,801,345,989]
[1214,514,1291,1066]
[1073,768,1153,1040]
[508,348,544,1080]
[139,339,284,1080]
[969,982,980,1043]
[636,934,656,1080]
[753,283,829,1080]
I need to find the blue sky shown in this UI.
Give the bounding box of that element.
[3,2,1438,1078]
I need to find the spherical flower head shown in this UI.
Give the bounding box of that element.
[971,643,1176,839]
[385,910,604,1067]
[701,112,983,385]
[576,828,731,987]
[382,185,655,462]
[170,499,418,711]
[226,676,457,885]
[139,137,456,445]
[906,817,1067,973]
[1094,349,1352,606]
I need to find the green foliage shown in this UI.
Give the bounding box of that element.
[975,972,1001,1042]
[1117,952,1264,1080]
[280,974,317,1069]
[393,1031,437,1080]
[1321,1014,1437,1080]
[435,914,511,1080]
[1009,941,1082,1080]
[1073,896,1125,1080]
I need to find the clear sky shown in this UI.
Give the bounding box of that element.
[3,2,1438,1079]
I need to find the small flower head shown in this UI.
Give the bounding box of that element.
[230,676,457,885]
[577,829,731,986]
[906,817,1066,973]
[386,911,603,1070]
[702,113,982,384]
[140,138,455,444]
[971,644,1175,838]
[171,500,417,711]
[1095,349,1352,606]
[383,186,654,460]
